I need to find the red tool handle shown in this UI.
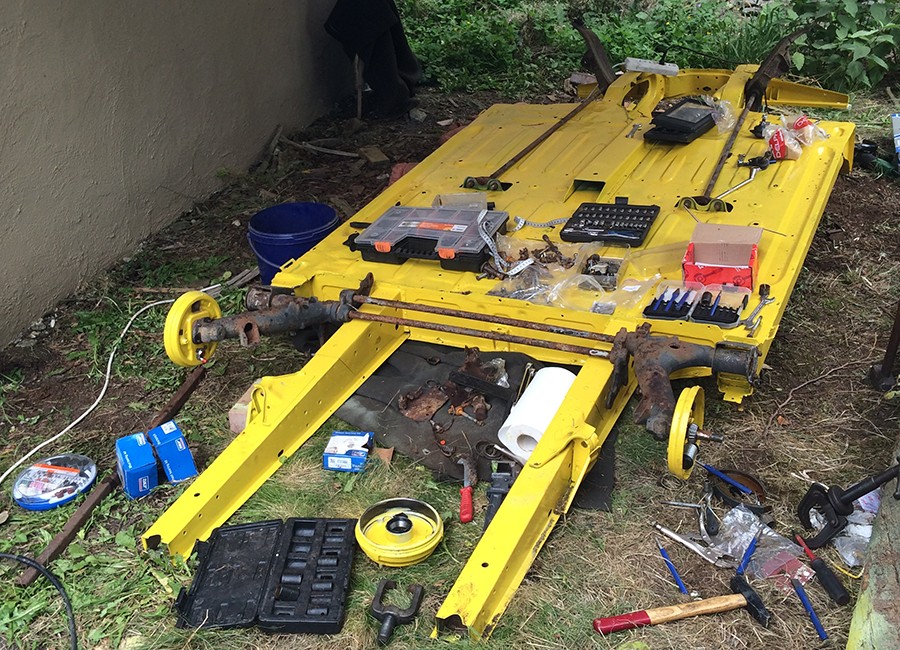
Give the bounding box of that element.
[459,486,473,523]
[593,611,652,634]
[794,533,850,606]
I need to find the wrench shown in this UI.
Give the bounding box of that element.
[743,285,775,331]
[715,166,759,199]
[625,123,643,138]
[715,285,775,331]
[653,522,739,569]
[661,497,719,542]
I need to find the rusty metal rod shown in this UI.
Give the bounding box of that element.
[16,366,207,587]
[348,311,609,358]
[489,85,601,180]
[703,100,754,199]
[352,295,616,344]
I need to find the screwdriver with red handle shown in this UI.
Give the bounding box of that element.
[794,533,850,606]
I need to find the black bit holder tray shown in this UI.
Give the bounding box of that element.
[174,518,356,634]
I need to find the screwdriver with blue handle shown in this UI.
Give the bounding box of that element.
[737,530,761,575]
[655,538,689,595]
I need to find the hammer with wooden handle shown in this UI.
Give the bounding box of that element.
[593,575,771,634]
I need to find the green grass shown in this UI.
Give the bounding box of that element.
[0,369,25,425]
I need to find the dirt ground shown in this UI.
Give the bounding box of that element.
[0,86,898,649]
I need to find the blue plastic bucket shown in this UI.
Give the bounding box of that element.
[248,202,339,284]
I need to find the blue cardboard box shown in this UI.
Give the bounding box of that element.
[115,433,158,499]
[323,431,372,472]
[147,420,198,483]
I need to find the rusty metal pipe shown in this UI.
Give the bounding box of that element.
[606,325,758,439]
[347,311,609,358]
[490,85,601,181]
[194,297,348,347]
[352,295,615,344]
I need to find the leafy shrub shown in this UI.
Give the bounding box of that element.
[790,0,899,91]
[397,0,897,94]
[721,1,795,68]
[397,0,584,94]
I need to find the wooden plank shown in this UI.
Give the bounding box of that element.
[846,439,900,649]
[15,366,207,586]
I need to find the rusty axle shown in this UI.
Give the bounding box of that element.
[346,310,609,358]
[184,284,758,440]
[351,294,616,344]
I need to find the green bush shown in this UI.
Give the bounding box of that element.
[396,0,896,94]
[790,0,899,91]
[398,0,584,93]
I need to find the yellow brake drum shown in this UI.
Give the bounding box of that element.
[667,386,705,480]
[163,291,222,367]
[356,498,443,567]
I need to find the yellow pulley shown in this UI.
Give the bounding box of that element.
[163,291,222,367]
[667,386,705,480]
[356,498,443,567]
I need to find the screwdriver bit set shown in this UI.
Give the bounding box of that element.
[643,282,750,326]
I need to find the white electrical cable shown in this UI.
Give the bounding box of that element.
[0,284,220,487]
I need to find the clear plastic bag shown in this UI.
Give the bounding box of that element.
[763,124,803,160]
[715,505,813,589]
[701,95,736,134]
[553,274,609,313]
[488,264,555,303]
[780,113,829,147]
[489,235,586,305]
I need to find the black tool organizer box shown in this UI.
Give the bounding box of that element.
[353,206,508,272]
[175,518,356,634]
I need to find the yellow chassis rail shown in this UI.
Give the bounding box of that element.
[144,65,853,639]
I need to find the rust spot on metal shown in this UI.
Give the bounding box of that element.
[398,385,448,422]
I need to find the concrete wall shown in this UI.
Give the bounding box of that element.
[0,0,350,346]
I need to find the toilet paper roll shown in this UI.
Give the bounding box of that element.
[498,366,577,463]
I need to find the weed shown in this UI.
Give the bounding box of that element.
[0,369,24,425]
[616,423,663,467]
[115,254,230,289]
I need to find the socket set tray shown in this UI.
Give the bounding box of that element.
[559,198,660,246]
[175,518,356,634]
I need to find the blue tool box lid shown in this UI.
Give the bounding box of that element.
[12,453,97,511]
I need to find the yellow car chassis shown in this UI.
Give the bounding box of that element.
[143,63,854,639]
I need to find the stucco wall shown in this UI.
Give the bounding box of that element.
[0,0,350,346]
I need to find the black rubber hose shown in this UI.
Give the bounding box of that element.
[0,552,78,650]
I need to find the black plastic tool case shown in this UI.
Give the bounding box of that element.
[175,518,356,634]
[353,206,508,272]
